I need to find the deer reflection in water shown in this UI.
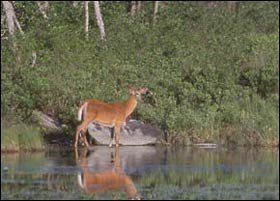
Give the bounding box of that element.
[75,147,141,200]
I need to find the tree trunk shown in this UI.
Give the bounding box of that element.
[2,1,24,64]
[1,15,7,40]
[131,1,142,16]
[73,1,79,8]
[228,1,236,12]
[130,1,136,16]
[2,1,24,36]
[84,1,89,40]
[31,51,37,67]
[136,1,141,13]
[2,1,16,37]
[94,1,106,40]
[153,1,159,23]
[36,1,49,22]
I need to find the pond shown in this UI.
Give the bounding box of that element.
[1,146,279,200]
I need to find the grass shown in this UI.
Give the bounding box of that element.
[1,121,45,152]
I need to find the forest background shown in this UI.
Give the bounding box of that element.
[1,1,279,150]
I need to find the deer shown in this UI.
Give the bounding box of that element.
[74,87,148,148]
[75,147,141,199]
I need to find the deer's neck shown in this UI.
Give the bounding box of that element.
[124,95,138,117]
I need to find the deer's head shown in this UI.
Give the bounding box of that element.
[129,87,148,101]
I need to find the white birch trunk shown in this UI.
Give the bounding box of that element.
[228,1,237,13]
[2,1,24,37]
[2,1,25,64]
[136,1,141,13]
[130,1,136,16]
[153,1,159,23]
[94,1,106,40]
[2,1,16,37]
[73,1,79,8]
[85,1,89,40]
[1,15,7,40]
[36,1,49,22]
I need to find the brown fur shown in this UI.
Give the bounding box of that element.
[74,87,148,148]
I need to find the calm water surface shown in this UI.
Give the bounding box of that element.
[1,146,279,200]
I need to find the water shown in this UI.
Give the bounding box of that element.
[1,146,279,200]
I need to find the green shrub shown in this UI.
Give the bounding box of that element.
[1,2,278,146]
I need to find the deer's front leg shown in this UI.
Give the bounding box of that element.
[115,124,121,147]
[109,127,115,148]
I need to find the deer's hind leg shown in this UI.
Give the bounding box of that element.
[74,117,95,148]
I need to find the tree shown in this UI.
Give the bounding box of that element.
[85,1,89,40]
[94,1,106,40]
[2,1,24,64]
[130,1,142,16]
[2,1,24,37]
[73,1,79,8]
[153,1,160,23]
[36,1,49,22]
[130,1,137,16]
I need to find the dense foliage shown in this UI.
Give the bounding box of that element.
[1,2,279,146]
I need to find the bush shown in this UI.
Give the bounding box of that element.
[1,2,279,146]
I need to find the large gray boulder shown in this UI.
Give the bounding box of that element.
[32,110,62,133]
[88,119,162,146]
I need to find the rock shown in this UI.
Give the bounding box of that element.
[32,110,62,133]
[88,119,162,146]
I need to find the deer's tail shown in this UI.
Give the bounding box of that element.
[77,101,87,121]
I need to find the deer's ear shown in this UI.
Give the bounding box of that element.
[129,87,135,95]
[140,87,148,94]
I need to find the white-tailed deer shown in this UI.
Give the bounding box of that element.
[74,87,148,148]
[75,147,141,199]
